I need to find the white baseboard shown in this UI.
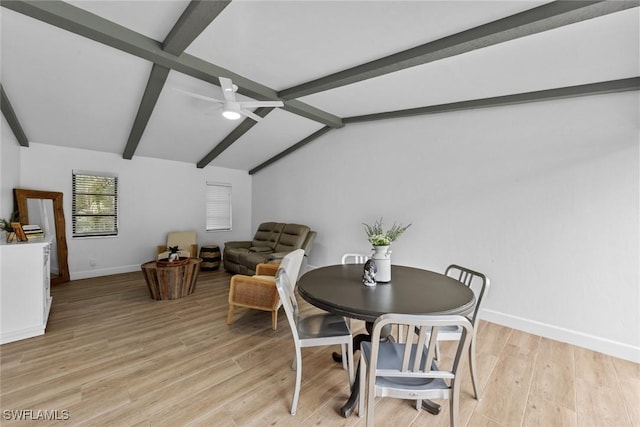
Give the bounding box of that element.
[71,265,141,280]
[482,309,640,363]
[1,325,45,344]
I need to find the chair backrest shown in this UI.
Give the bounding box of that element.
[275,269,301,342]
[278,249,305,292]
[341,253,369,264]
[444,264,490,326]
[166,230,196,250]
[369,313,473,383]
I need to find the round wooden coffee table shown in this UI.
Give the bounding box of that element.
[141,258,202,300]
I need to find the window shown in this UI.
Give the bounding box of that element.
[72,171,118,237]
[206,182,232,231]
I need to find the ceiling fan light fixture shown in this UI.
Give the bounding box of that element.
[222,103,241,120]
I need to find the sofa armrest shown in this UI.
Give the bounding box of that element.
[224,241,252,250]
[268,252,290,261]
[189,244,198,258]
[255,262,281,277]
[157,245,166,255]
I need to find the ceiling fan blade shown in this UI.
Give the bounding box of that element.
[240,109,263,122]
[219,77,237,103]
[239,101,284,108]
[173,88,223,104]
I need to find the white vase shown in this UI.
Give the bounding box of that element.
[371,245,391,282]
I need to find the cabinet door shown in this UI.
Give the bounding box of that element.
[0,241,49,344]
[43,243,51,319]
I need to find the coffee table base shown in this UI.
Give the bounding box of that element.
[141,258,202,300]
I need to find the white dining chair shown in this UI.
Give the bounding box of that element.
[359,313,473,427]
[275,268,354,415]
[341,253,369,264]
[395,264,489,399]
[436,264,490,399]
[341,253,370,328]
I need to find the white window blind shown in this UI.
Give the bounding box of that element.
[72,171,118,237]
[206,182,232,231]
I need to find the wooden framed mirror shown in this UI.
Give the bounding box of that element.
[14,189,70,285]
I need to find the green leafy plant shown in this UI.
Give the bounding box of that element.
[362,217,411,246]
[0,211,19,232]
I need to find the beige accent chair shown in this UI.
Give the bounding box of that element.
[226,249,305,330]
[157,230,198,260]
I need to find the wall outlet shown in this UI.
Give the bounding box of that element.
[89,258,96,267]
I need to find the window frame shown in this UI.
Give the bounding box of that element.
[206,182,232,232]
[72,170,119,238]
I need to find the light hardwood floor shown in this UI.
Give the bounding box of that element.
[1,270,638,426]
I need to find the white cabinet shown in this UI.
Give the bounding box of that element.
[0,239,52,344]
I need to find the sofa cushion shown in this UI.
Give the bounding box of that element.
[249,246,272,253]
[224,247,249,264]
[245,251,273,273]
[274,224,310,253]
[251,222,284,250]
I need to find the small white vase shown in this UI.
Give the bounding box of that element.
[371,245,391,282]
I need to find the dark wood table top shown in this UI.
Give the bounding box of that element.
[298,264,475,322]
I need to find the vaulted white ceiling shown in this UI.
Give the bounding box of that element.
[1,1,638,173]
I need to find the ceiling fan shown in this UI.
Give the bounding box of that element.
[176,77,284,122]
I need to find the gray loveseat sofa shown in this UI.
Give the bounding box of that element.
[223,222,316,275]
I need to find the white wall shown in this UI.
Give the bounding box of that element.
[1,116,21,220]
[9,141,253,279]
[252,92,640,362]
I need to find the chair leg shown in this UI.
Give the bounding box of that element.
[451,380,460,427]
[469,337,480,399]
[226,305,234,325]
[291,347,302,415]
[366,358,375,427]
[341,344,348,372]
[347,341,354,386]
[271,310,278,330]
[358,354,366,418]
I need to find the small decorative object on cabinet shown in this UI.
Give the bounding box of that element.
[1,212,19,242]
[362,217,411,283]
[0,239,52,344]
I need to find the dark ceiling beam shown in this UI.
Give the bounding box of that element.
[123,1,229,160]
[197,107,273,168]
[162,1,231,55]
[252,77,639,174]
[344,77,640,124]
[122,64,170,159]
[1,0,343,129]
[249,126,333,175]
[279,0,639,100]
[282,99,345,129]
[0,83,29,147]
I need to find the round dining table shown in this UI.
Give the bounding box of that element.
[297,263,476,417]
